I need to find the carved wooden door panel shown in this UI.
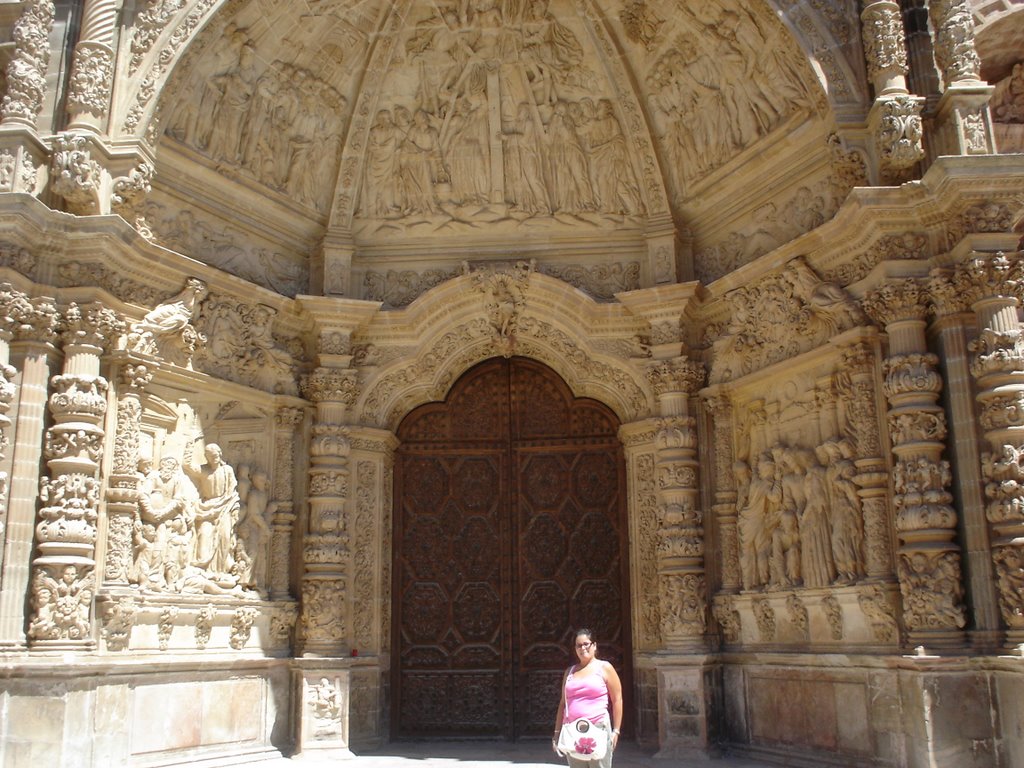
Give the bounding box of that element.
[394,358,630,739]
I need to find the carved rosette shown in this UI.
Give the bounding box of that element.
[0,0,55,127]
[864,281,966,643]
[104,363,152,585]
[646,357,707,645]
[860,2,909,88]
[951,252,1024,635]
[929,0,981,87]
[29,303,120,649]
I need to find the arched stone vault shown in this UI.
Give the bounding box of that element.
[354,269,655,430]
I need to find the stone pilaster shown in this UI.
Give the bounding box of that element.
[927,0,996,157]
[0,290,19,567]
[0,290,58,649]
[835,340,894,581]
[646,357,707,649]
[66,0,119,133]
[861,1,924,183]
[270,406,304,602]
[938,252,1024,645]
[102,361,151,586]
[703,390,740,594]
[28,302,123,650]
[863,279,966,648]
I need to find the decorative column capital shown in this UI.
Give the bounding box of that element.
[863,278,930,327]
[50,133,103,215]
[948,252,1024,309]
[645,357,705,397]
[61,301,124,351]
[11,295,59,345]
[302,367,360,406]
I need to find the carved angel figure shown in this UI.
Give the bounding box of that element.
[29,565,94,641]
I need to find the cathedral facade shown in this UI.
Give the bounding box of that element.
[0,1,1023,765]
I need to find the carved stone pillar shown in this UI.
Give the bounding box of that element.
[102,361,151,586]
[927,0,996,157]
[861,1,924,183]
[0,291,58,649]
[0,294,18,568]
[704,390,740,594]
[270,406,304,601]
[66,0,119,132]
[646,357,707,649]
[299,367,357,656]
[0,0,55,197]
[835,340,894,581]
[939,253,1024,644]
[28,302,122,649]
[863,280,966,648]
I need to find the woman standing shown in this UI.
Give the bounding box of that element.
[552,629,623,767]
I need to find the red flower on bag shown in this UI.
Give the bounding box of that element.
[575,737,597,755]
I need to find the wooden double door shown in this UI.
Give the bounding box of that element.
[393,357,631,739]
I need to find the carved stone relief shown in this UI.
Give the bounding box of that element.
[645,4,816,199]
[144,200,308,297]
[348,0,648,236]
[991,62,1024,124]
[709,257,865,384]
[165,32,348,214]
[0,0,55,127]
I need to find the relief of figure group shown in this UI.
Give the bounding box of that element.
[359,0,643,220]
[166,25,345,213]
[131,441,271,598]
[736,440,865,592]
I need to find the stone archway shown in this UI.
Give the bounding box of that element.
[391,356,632,740]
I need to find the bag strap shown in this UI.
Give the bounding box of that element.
[562,664,574,720]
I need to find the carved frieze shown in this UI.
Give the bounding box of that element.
[710,257,864,384]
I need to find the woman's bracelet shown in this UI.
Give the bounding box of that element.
[612,728,620,734]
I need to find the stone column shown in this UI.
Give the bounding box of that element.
[861,1,924,183]
[0,294,19,571]
[0,290,58,649]
[940,253,1024,645]
[928,0,996,157]
[646,357,708,648]
[66,0,119,132]
[863,280,966,649]
[28,302,122,650]
[835,339,894,581]
[0,0,55,197]
[270,406,304,602]
[102,361,151,586]
[299,366,357,656]
[900,0,940,99]
[703,390,740,594]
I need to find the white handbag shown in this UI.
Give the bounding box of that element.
[556,717,609,760]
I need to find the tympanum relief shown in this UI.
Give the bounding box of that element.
[351,0,647,236]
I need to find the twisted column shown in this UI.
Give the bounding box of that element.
[646,357,707,650]
[28,302,122,649]
[860,1,924,183]
[937,253,1024,643]
[66,0,119,131]
[927,0,995,156]
[102,362,151,586]
[863,280,966,648]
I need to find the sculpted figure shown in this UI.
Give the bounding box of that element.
[398,110,444,214]
[362,110,401,216]
[799,448,836,588]
[236,470,272,590]
[184,442,240,577]
[738,455,780,590]
[206,43,258,163]
[135,456,197,590]
[443,98,490,206]
[502,102,550,214]
[585,100,641,214]
[547,101,594,213]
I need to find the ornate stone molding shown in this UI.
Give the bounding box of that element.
[50,134,102,215]
[861,2,909,91]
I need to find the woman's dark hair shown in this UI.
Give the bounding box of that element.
[573,628,596,643]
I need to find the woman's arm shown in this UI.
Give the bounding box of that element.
[604,661,624,747]
[552,667,570,753]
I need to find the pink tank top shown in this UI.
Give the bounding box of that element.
[564,663,609,722]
